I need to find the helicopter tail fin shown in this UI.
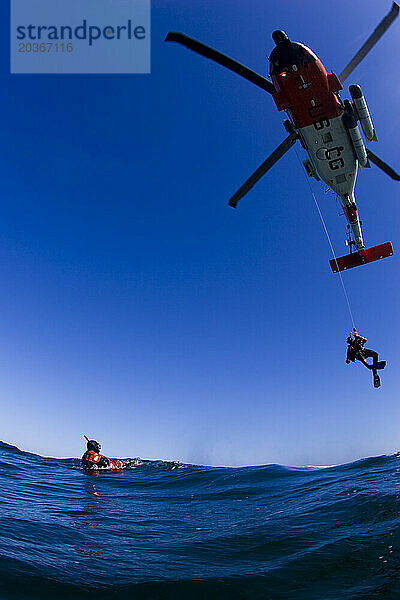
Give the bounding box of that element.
[330,241,393,273]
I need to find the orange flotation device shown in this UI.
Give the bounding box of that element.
[82,450,125,470]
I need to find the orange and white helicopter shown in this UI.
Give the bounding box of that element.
[166,2,399,273]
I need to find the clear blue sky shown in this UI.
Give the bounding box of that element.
[1,0,399,466]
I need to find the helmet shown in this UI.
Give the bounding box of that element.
[87,440,101,453]
[84,435,101,453]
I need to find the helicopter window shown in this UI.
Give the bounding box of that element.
[269,42,317,75]
[322,132,333,143]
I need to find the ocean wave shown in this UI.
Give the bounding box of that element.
[1,441,400,599]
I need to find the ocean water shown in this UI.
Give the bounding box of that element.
[1,442,400,599]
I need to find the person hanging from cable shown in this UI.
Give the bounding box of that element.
[346,328,386,388]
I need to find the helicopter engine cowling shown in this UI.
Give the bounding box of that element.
[349,85,377,143]
[342,109,369,168]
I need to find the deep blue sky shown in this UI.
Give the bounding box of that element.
[1,0,399,465]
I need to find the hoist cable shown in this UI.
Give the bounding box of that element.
[294,148,356,330]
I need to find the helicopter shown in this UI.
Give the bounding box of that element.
[166,2,400,273]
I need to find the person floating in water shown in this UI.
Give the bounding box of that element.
[346,329,386,388]
[82,436,125,470]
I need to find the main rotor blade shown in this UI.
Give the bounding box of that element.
[165,32,275,95]
[229,133,297,208]
[338,2,399,83]
[366,149,400,181]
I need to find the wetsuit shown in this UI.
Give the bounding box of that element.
[82,450,125,470]
[346,334,379,369]
[346,333,385,383]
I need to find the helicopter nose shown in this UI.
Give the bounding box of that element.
[272,30,289,45]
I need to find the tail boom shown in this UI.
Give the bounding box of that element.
[341,194,364,250]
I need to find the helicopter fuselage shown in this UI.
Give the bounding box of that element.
[271,51,363,249]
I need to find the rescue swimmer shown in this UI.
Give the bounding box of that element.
[82,436,125,470]
[346,329,386,388]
